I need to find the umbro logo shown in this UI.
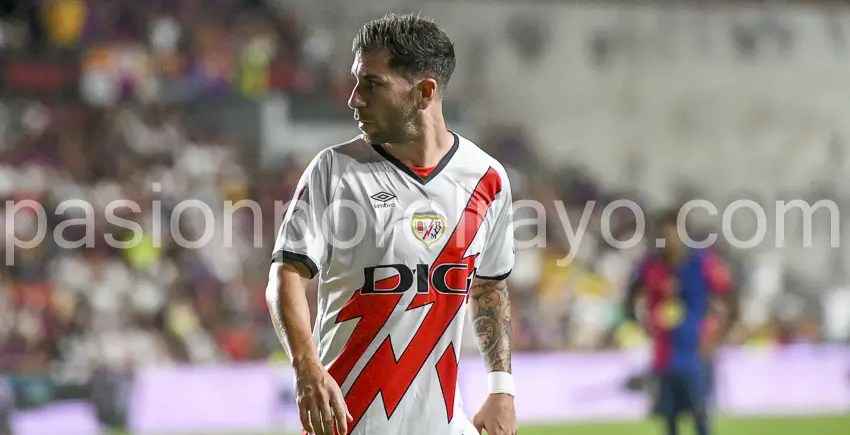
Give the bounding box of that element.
[371,191,396,208]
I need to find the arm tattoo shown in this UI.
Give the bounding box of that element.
[469,278,511,373]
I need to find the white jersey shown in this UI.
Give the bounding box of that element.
[272,132,514,435]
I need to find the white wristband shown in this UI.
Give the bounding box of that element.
[488,371,515,396]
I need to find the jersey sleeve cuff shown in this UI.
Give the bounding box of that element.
[475,269,511,281]
[271,250,319,278]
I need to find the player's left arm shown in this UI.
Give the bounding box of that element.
[468,275,517,435]
[468,169,517,435]
[703,251,740,346]
[469,277,512,373]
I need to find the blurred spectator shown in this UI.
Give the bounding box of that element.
[42,0,86,48]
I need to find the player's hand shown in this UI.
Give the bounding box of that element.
[472,393,517,435]
[293,357,353,435]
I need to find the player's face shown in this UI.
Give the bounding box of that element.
[348,50,419,144]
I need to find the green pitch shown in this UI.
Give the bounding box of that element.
[148,415,850,435]
[519,415,850,435]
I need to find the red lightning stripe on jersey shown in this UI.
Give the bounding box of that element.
[328,276,402,384]
[327,167,502,433]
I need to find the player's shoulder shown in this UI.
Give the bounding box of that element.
[305,136,379,175]
[309,136,373,164]
[327,136,381,163]
[454,132,511,182]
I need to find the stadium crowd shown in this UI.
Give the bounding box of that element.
[0,0,841,394]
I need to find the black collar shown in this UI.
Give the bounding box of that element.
[372,131,460,185]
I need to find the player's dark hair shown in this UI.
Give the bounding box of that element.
[352,13,456,91]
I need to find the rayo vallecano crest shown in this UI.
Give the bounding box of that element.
[411,214,446,247]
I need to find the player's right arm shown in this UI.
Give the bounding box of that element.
[267,261,316,364]
[267,260,350,435]
[265,150,351,435]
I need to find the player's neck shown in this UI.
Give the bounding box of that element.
[382,118,454,168]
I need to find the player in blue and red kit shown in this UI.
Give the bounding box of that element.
[626,210,739,435]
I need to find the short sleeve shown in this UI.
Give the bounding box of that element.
[476,173,514,280]
[271,151,331,278]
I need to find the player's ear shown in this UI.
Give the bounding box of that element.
[416,78,439,109]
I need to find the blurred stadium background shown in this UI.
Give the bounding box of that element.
[0,0,849,434]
